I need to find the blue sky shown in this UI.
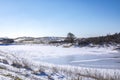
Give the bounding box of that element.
[0,0,120,38]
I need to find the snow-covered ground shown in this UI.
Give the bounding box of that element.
[0,44,120,69]
[0,44,120,80]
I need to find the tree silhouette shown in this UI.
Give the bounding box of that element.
[65,32,75,43]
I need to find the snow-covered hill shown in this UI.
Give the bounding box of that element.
[14,37,65,44]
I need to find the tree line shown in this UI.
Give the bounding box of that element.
[78,33,120,46]
[49,32,120,46]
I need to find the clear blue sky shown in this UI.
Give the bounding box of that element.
[0,0,120,38]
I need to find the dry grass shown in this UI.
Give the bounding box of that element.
[0,50,120,80]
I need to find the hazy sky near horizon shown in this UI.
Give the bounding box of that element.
[0,0,120,38]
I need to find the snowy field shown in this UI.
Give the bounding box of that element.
[0,44,120,69]
[0,44,120,80]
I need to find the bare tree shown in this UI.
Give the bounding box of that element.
[65,32,76,43]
